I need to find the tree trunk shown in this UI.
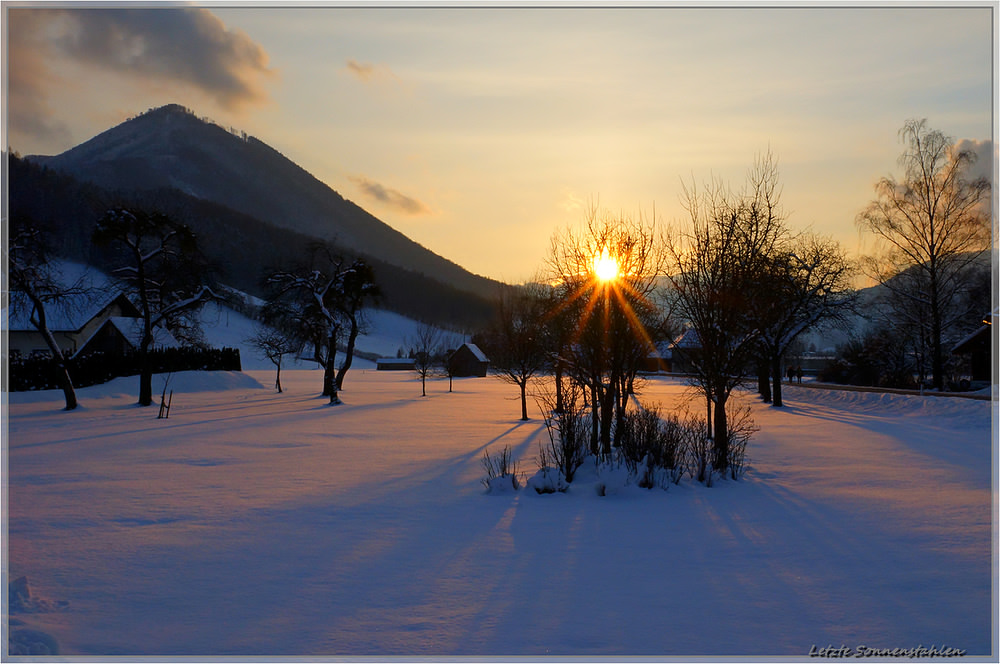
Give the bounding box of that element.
[324,334,340,404]
[713,396,729,473]
[757,360,771,403]
[554,361,564,413]
[706,393,712,440]
[33,306,78,411]
[771,353,783,407]
[930,262,944,391]
[519,381,529,420]
[138,348,153,407]
[599,384,614,456]
[275,357,283,393]
[590,382,600,455]
[335,315,360,390]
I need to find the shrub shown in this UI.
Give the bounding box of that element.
[725,403,756,480]
[481,445,520,492]
[537,380,588,483]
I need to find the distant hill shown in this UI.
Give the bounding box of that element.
[9,154,497,329]
[15,103,502,328]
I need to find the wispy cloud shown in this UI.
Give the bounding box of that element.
[350,176,431,216]
[344,58,399,86]
[7,8,273,144]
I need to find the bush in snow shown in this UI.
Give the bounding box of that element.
[537,382,588,483]
[724,403,756,480]
[481,445,520,492]
[615,403,688,488]
[525,456,568,494]
[686,416,714,485]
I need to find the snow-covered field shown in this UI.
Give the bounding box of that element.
[5,368,994,658]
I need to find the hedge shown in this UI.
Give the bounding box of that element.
[8,346,242,392]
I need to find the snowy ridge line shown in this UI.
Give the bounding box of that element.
[797,381,993,401]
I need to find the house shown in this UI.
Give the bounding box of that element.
[667,327,702,375]
[8,286,183,360]
[376,357,416,371]
[448,343,489,377]
[952,312,994,383]
[9,291,138,359]
[643,340,673,373]
[73,316,179,359]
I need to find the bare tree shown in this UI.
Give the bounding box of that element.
[265,243,376,404]
[856,119,991,390]
[93,207,216,407]
[248,321,300,393]
[485,283,550,420]
[334,261,380,391]
[666,151,785,472]
[754,233,857,406]
[7,220,87,410]
[411,321,444,397]
[547,204,668,455]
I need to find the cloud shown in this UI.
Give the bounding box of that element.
[350,176,431,216]
[7,7,272,144]
[345,59,376,81]
[55,8,273,109]
[7,10,74,145]
[344,58,400,86]
[954,138,994,184]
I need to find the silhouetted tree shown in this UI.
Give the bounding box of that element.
[248,320,300,393]
[548,205,668,455]
[265,243,376,404]
[411,321,444,397]
[754,233,856,406]
[666,152,785,471]
[93,207,216,406]
[7,219,87,410]
[485,283,550,420]
[856,119,990,391]
[334,261,380,391]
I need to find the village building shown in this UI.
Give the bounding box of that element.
[951,312,994,384]
[376,357,417,371]
[448,343,490,377]
[8,291,177,359]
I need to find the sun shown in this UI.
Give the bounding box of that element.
[592,248,620,282]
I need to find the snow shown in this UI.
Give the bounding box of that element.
[196,301,452,372]
[5,369,994,657]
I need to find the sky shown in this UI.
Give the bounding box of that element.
[4,2,996,284]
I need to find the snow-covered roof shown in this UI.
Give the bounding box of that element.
[6,261,124,332]
[647,340,673,359]
[7,289,132,332]
[671,327,701,349]
[73,317,179,357]
[461,343,489,363]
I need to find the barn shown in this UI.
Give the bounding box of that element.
[448,343,490,377]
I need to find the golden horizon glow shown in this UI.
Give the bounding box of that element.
[592,248,620,283]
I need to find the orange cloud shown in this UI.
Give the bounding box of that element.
[350,176,431,216]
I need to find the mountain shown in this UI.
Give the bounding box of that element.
[29,103,499,302]
[9,153,497,329]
